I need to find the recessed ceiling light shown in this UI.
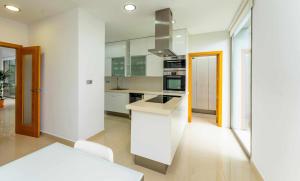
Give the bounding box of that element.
[4,5,20,12]
[172,20,176,24]
[124,4,136,12]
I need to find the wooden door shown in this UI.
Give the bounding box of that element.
[15,46,41,137]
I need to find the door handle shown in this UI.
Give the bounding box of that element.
[31,89,41,93]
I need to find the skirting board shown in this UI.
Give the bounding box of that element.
[105,111,130,118]
[134,155,168,174]
[40,131,74,147]
[192,108,216,115]
[250,160,264,181]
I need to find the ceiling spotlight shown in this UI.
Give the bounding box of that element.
[124,4,136,12]
[4,5,20,12]
[172,20,176,24]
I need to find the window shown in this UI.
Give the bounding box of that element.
[231,11,252,155]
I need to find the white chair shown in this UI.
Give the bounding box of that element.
[74,140,114,162]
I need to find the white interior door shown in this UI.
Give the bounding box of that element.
[192,55,217,111]
[192,59,198,108]
[196,57,209,110]
[208,56,217,111]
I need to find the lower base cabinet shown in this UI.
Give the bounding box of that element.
[105,92,129,114]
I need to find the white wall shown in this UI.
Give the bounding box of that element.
[252,0,300,180]
[29,8,105,141]
[78,9,105,139]
[29,9,79,141]
[189,31,231,127]
[0,16,28,45]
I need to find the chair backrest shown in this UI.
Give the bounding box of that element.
[74,140,114,162]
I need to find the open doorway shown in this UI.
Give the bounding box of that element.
[188,51,223,127]
[0,47,16,136]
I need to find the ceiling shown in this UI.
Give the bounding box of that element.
[0,0,242,42]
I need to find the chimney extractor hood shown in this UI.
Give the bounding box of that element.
[148,8,177,57]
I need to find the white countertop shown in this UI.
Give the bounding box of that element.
[126,95,184,115]
[0,143,144,181]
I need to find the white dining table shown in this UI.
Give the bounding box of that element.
[0,143,144,181]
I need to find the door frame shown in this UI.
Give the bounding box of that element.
[188,51,223,127]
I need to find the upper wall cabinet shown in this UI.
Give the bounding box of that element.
[130,37,154,56]
[146,37,155,50]
[105,57,112,77]
[106,41,127,58]
[131,56,146,76]
[105,31,188,77]
[172,29,188,56]
[112,57,125,77]
[130,38,148,56]
[105,41,128,77]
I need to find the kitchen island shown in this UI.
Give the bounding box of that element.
[126,94,188,173]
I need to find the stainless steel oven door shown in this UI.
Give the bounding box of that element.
[163,75,186,92]
[164,59,186,69]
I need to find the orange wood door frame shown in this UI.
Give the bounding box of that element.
[188,51,223,127]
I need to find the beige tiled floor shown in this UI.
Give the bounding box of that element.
[0,98,15,137]
[89,114,261,181]
[0,98,73,165]
[0,112,261,181]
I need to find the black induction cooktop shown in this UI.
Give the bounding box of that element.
[146,95,180,104]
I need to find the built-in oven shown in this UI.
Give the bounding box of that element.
[163,70,186,93]
[164,56,186,70]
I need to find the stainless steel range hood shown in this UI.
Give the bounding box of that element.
[148,8,177,57]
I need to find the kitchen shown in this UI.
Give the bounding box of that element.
[105,9,188,173]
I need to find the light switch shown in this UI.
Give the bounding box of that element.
[86,80,93,84]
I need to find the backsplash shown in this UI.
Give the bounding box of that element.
[105,77,163,91]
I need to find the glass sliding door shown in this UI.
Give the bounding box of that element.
[231,11,252,155]
[3,59,16,98]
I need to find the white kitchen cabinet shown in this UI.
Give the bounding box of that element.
[192,56,216,111]
[106,41,127,58]
[105,57,112,76]
[130,38,149,56]
[172,29,188,56]
[146,54,163,77]
[106,41,128,77]
[130,37,155,56]
[129,37,162,77]
[105,44,111,58]
[105,92,129,114]
[146,37,155,50]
